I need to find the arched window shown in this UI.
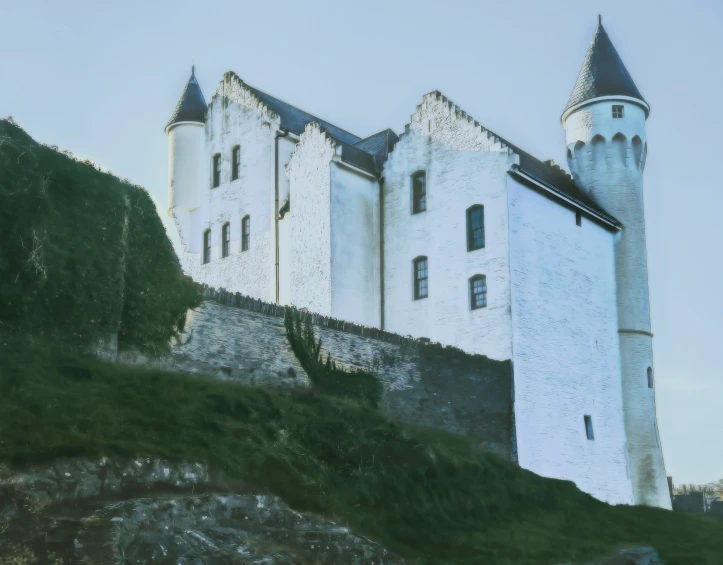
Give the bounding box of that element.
[212,154,221,188]
[469,275,487,310]
[231,145,241,180]
[241,215,250,251]
[203,229,211,264]
[647,367,654,389]
[411,171,426,214]
[632,136,643,169]
[413,256,428,299]
[222,222,230,258]
[612,133,627,165]
[591,135,606,167]
[466,205,485,251]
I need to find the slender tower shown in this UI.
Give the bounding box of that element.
[562,17,671,509]
[166,67,207,249]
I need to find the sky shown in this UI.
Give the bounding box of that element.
[1,0,721,486]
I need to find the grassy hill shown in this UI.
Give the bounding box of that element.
[2,340,723,565]
[0,119,200,353]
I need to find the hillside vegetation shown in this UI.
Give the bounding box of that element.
[0,119,200,353]
[2,341,723,565]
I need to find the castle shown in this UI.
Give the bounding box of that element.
[165,18,671,509]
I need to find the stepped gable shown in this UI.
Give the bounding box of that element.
[393,90,621,227]
[563,17,648,117]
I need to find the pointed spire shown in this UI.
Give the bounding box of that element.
[166,66,207,131]
[562,18,648,119]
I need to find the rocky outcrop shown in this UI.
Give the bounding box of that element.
[0,458,401,565]
[559,547,663,564]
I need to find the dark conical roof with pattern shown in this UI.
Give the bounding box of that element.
[563,19,647,118]
[166,68,207,130]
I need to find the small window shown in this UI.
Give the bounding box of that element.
[241,215,250,251]
[203,229,211,264]
[612,105,624,119]
[222,222,230,258]
[413,256,428,300]
[647,367,654,389]
[412,171,426,214]
[467,205,485,251]
[470,275,487,310]
[231,145,240,181]
[576,210,582,226]
[584,415,594,441]
[212,154,221,188]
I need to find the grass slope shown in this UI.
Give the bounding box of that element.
[1,342,722,565]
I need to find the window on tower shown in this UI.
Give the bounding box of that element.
[231,145,240,181]
[647,367,654,389]
[222,222,230,258]
[612,105,624,119]
[411,171,426,214]
[203,229,211,264]
[584,415,595,440]
[466,205,485,251]
[242,215,250,251]
[470,275,487,310]
[212,154,221,188]
[413,256,428,299]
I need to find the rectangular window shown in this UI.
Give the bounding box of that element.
[212,154,221,188]
[413,257,428,299]
[576,210,582,226]
[242,216,250,251]
[467,206,485,250]
[470,275,487,310]
[231,146,240,181]
[612,105,624,119]
[203,230,211,264]
[412,172,426,214]
[222,223,230,258]
[584,415,594,441]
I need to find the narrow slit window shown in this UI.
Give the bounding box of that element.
[412,171,426,214]
[584,415,594,441]
[413,256,428,300]
[203,229,211,264]
[222,223,230,258]
[612,105,624,119]
[241,215,250,251]
[467,205,485,251]
[470,275,487,310]
[231,145,240,181]
[576,210,582,226]
[212,154,221,188]
[647,367,654,389]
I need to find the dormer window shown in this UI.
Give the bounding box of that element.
[212,154,221,188]
[412,171,426,214]
[231,145,240,181]
[612,105,624,119]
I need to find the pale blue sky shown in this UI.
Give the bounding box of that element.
[1,0,721,485]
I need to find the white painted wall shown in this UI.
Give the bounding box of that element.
[381,92,516,361]
[329,160,381,327]
[564,98,671,509]
[286,123,336,315]
[167,122,204,250]
[508,174,634,505]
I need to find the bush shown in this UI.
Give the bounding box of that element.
[0,119,201,353]
[284,309,382,408]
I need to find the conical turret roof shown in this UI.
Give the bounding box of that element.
[563,17,648,119]
[166,67,207,130]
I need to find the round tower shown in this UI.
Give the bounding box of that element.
[562,17,671,510]
[165,66,207,215]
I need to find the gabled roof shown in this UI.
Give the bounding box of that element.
[563,18,647,118]
[166,67,207,130]
[244,84,362,146]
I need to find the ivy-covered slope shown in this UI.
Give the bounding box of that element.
[0,119,200,353]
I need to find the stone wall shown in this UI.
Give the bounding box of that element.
[121,288,515,460]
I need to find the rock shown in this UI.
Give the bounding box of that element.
[559,546,663,565]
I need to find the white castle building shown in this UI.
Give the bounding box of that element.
[166,19,671,509]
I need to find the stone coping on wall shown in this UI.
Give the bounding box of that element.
[201,285,504,364]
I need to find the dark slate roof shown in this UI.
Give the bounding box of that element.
[244,85,362,146]
[563,19,647,117]
[166,68,207,129]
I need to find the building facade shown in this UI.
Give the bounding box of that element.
[165,20,672,509]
